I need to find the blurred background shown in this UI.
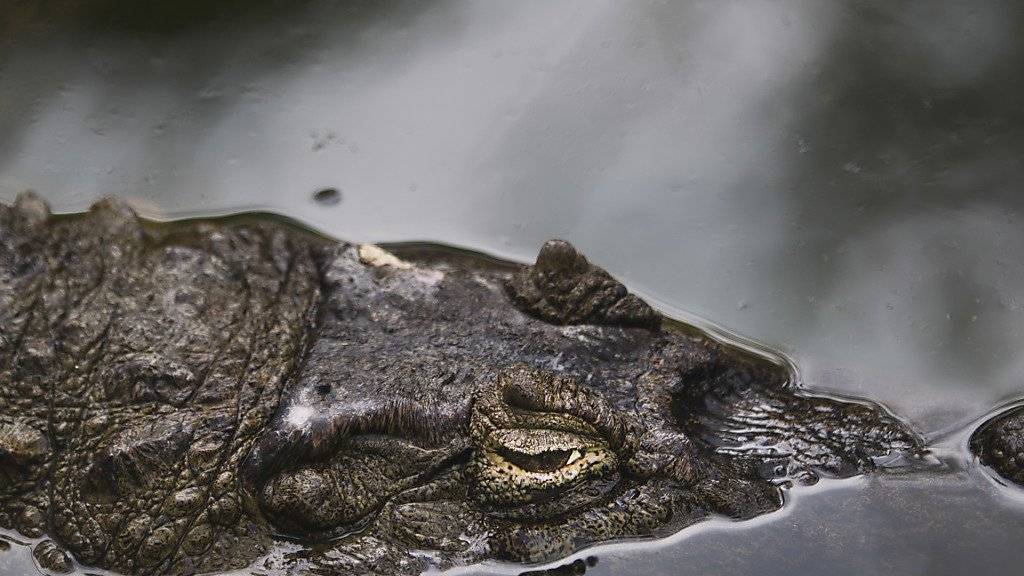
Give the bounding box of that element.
[2,1,1024,574]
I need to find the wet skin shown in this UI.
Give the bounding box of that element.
[0,192,921,575]
[971,407,1024,487]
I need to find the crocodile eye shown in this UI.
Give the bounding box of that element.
[495,445,579,473]
[471,427,616,508]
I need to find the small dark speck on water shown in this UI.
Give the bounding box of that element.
[312,188,342,206]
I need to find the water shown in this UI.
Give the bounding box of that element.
[2,1,1024,574]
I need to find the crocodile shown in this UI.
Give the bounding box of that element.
[0,192,922,575]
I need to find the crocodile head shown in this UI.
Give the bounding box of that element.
[0,193,922,575]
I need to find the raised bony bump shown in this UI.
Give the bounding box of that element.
[0,418,49,467]
[505,239,661,328]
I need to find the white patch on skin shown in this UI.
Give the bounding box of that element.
[286,405,315,429]
[358,244,412,270]
[560,325,601,344]
[472,273,500,292]
[413,269,444,286]
[458,530,492,557]
[357,244,445,287]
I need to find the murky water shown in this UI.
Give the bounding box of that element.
[3,1,1024,574]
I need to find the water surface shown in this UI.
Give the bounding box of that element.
[2,1,1024,574]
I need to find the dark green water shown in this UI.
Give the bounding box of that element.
[3,1,1024,574]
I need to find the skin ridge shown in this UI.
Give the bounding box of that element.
[0,193,927,576]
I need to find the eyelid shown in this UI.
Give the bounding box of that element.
[498,409,603,440]
[487,428,597,456]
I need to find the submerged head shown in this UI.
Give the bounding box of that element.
[0,195,921,575]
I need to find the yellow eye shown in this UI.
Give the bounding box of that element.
[470,428,616,508]
[497,446,578,472]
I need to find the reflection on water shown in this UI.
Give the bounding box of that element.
[516,556,596,576]
[2,1,1024,574]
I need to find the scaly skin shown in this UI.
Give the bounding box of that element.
[971,406,1024,486]
[0,192,921,575]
